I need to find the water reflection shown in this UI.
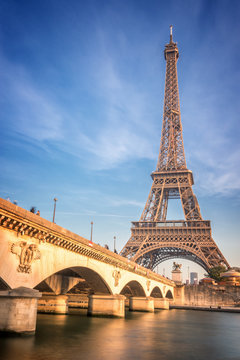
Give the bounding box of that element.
[0,334,35,360]
[0,310,240,360]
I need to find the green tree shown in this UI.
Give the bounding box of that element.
[205,266,227,281]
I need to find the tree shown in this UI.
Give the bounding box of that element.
[232,267,240,272]
[205,266,227,281]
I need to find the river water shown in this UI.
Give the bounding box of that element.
[0,309,240,360]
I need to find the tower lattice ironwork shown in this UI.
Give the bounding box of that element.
[120,27,229,272]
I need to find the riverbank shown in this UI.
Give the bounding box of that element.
[171,305,240,313]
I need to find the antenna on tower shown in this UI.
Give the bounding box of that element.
[170,25,173,43]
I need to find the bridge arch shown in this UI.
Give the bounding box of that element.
[166,289,173,299]
[70,266,111,294]
[120,280,146,297]
[150,286,163,298]
[23,246,120,294]
[35,266,112,295]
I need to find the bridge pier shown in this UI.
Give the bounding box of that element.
[0,287,41,335]
[154,298,169,310]
[37,294,68,314]
[88,294,125,317]
[129,297,155,312]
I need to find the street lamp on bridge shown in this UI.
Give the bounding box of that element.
[88,221,94,247]
[53,198,58,223]
[90,221,93,242]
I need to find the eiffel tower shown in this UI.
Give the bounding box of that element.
[120,27,229,272]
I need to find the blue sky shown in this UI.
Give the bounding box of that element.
[0,0,239,280]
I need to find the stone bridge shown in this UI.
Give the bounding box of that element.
[0,198,175,334]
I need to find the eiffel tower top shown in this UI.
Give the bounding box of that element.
[156,25,186,172]
[164,25,179,57]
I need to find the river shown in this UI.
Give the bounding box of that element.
[0,309,239,360]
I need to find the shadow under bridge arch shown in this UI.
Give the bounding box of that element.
[35,266,112,295]
[69,266,113,294]
[120,280,146,297]
[166,289,173,299]
[150,286,163,298]
[0,276,10,290]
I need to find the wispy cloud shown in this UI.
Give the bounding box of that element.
[87,57,157,168]
[193,147,240,196]
[57,42,159,169]
[52,210,130,218]
[0,55,64,142]
[1,9,240,196]
[180,25,240,197]
[59,187,145,209]
[0,43,158,171]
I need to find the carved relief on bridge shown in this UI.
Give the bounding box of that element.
[112,270,121,286]
[11,241,41,273]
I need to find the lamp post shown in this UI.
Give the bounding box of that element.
[88,221,94,247]
[53,198,58,223]
[114,236,116,253]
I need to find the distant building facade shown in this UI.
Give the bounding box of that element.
[190,272,198,285]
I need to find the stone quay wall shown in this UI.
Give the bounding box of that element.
[174,284,240,307]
